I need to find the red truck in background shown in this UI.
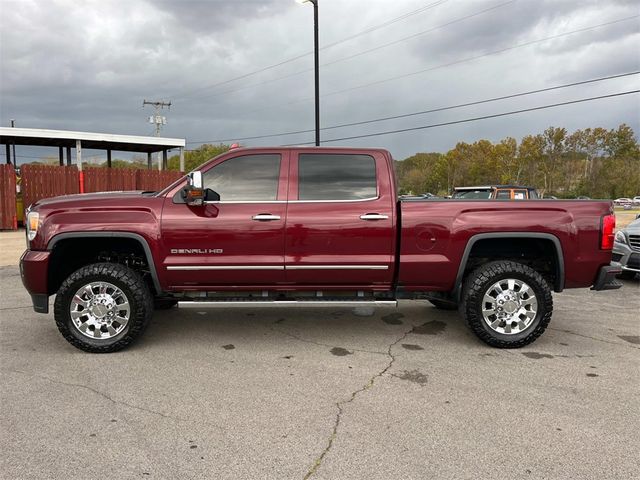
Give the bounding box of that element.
[20,147,621,353]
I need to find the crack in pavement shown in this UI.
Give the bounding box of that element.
[302,326,413,479]
[5,369,185,421]
[269,324,388,356]
[548,327,640,350]
[0,305,35,311]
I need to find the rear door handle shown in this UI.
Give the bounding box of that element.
[252,213,281,221]
[360,213,389,221]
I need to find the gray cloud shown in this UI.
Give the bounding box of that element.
[1,0,638,163]
[151,0,288,33]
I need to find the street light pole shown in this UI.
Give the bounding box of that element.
[297,0,320,146]
[312,0,319,146]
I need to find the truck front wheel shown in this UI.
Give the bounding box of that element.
[461,260,553,348]
[53,263,153,353]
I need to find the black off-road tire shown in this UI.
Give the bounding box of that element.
[54,263,153,353]
[461,260,553,348]
[428,299,458,311]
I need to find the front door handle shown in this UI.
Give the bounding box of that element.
[252,213,281,221]
[360,213,389,221]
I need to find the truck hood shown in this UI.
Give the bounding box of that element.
[31,191,153,209]
[28,190,166,251]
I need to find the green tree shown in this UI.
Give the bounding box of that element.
[494,137,519,184]
[394,124,639,199]
[167,143,231,172]
[394,152,443,194]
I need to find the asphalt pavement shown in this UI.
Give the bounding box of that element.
[0,265,638,480]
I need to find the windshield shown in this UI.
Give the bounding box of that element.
[453,189,492,199]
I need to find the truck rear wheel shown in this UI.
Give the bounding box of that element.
[53,263,153,353]
[461,260,552,348]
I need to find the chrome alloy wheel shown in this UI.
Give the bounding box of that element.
[69,282,131,339]
[481,278,538,335]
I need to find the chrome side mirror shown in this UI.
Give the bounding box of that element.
[185,171,205,206]
[188,171,203,189]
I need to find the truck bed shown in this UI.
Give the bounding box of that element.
[398,199,614,291]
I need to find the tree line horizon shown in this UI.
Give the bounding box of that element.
[23,123,639,199]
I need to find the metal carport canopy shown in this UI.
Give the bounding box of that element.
[0,127,185,153]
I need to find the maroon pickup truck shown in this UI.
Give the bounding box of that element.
[20,147,621,353]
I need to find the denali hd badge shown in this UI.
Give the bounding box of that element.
[171,248,223,254]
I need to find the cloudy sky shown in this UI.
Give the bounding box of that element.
[1,0,639,163]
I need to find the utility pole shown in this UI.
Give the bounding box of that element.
[143,100,171,170]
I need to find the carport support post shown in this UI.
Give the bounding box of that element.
[107,149,112,168]
[58,146,64,166]
[5,143,10,165]
[147,152,152,169]
[179,147,185,172]
[162,149,167,170]
[66,146,71,166]
[76,140,84,193]
[75,140,82,170]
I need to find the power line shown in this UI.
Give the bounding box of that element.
[232,14,640,119]
[186,71,640,145]
[283,90,640,145]
[172,0,449,100]
[195,0,516,102]
[323,0,517,69]
[323,15,640,101]
[321,0,449,49]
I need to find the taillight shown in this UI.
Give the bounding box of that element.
[600,214,615,250]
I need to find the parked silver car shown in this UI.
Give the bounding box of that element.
[612,217,640,279]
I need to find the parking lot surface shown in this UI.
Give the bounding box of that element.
[0,265,638,480]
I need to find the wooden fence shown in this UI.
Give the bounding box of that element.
[136,170,183,191]
[83,168,138,193]
[0,164,17,230]
[20,165,184,211]
[21,164,79,215]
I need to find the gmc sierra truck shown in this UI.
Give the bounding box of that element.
[20,147,621,353]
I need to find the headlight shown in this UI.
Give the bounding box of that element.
[26,211,39,241]
[614,230,627,244]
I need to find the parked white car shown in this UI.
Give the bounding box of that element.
[614,197,633,206]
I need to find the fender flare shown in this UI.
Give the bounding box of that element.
[47,232,162,294]
[454,232,565,298]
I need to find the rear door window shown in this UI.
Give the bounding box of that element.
[298,154,377,200]
[496,190,511,199]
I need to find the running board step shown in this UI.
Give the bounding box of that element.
[178,300,397,309]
